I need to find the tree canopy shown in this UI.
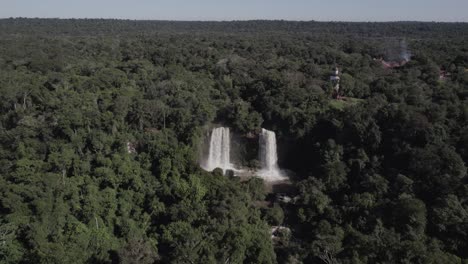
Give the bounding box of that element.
[1,18,467,263]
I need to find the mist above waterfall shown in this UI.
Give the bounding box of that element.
[400,39,411,62]
[382,38,411,63]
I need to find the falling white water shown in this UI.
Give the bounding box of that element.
[204,127,232,173]
[258,128,285,181]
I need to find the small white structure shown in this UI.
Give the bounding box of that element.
[330,67,340,80]
[127,142,136,154]
[270,226,291,239]
[276,194,300,204]
[330,66,342,99]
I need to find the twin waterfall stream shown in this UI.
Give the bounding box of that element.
[204,127,233,173]
[258,128,284,180]
[203,127,285,181]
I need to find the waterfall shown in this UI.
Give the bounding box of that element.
[258,128,285,180]
[202,127,285,180]
[260,128,279,172]
[205,127,232,173]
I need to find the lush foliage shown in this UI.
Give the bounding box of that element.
[1,19,467,263]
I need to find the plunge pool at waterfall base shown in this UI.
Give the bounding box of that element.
[235,169,294,194]
[233,167,292,182]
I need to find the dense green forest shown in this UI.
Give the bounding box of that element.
[1,18,468,263]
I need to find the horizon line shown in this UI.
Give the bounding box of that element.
[1,17,467,24]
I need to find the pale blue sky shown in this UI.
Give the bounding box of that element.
[1,0,467,22]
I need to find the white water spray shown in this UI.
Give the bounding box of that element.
[204,127,232,173]
[258,128,285,181]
